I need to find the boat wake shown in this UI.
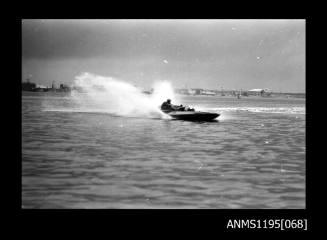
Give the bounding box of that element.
[198,107,305,115]
[43,108,167,120]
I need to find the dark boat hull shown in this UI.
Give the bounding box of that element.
[168,111,219,121]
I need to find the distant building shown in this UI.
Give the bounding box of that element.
[175,88,217,96]
[175,88,190,95]
[248,89,264,95]
[59,84,71,92]
[201,90,216,96]
[247,88,272,97]
[52,81,56,89]
[33,84,49,92]
[241,91,248,96]
[190,88,203,95]
[221,88,225,96]
[22,78,73,93]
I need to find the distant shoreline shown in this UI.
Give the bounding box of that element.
[22,90,305,99]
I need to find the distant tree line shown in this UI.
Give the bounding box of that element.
[22,81,36,91]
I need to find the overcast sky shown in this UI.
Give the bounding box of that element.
[22,19,305,92]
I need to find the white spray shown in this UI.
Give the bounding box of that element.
[68,72,178,119]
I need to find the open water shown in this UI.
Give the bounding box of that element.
[22,92,305,209]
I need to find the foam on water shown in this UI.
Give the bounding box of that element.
[199,106,305,115]
[44,72,179,119]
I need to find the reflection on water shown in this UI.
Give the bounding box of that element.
[22,93,305,208]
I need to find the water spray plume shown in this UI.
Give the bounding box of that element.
[68,72,177,119]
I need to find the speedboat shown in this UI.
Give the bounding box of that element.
[168,111,220,121]
[161,106,219,121]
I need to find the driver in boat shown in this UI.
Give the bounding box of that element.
[161,99,181,112]
[161,99,194,113]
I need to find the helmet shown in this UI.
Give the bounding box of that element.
[167,99,171,103]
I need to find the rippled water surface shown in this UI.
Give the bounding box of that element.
[22,92,305,208]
